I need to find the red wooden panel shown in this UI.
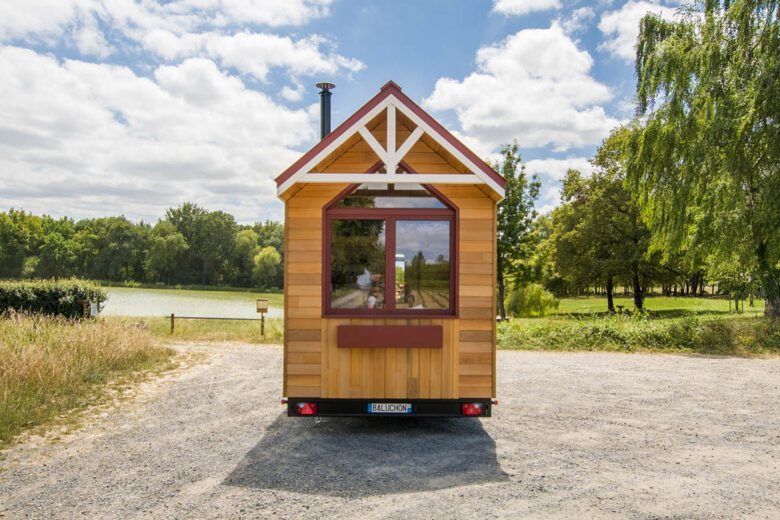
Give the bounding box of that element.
[337,325,442,349]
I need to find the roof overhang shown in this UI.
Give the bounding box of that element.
[275,81,506,200]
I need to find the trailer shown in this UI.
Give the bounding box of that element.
[276,81,506,417]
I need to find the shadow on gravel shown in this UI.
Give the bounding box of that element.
[224,413,508,496]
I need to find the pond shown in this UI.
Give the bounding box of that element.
[100,287,284,318]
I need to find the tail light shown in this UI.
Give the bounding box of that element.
[295,402,318,415]
[461,402,483,416]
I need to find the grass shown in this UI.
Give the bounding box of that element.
[0,313,177,446]
[554,295,762,318]
[498,295,778,357]
[138,316,284,344]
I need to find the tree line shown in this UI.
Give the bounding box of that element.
[0,203,284,289]
[497,0,778,319]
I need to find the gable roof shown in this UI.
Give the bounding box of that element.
[275,81,506,198]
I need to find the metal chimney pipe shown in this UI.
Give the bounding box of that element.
[316,82,335,139]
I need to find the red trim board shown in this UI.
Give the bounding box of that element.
[337,325,443,349]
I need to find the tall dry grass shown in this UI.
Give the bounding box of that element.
[0,312,175,445]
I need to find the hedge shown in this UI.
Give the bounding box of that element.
[0,279,108,319]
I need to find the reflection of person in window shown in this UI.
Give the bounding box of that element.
[367,286,382,309]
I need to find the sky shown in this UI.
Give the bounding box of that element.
[0,0,688,224]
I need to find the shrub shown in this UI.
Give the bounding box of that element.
[505,283,560,317]
[497,314,780,356]
[0,279,107,319]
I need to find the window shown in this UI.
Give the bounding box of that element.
[325,183,456,316]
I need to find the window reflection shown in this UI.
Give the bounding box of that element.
[330,219,386,309]
[395,220,450,310]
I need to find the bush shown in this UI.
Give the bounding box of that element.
[497,315,780,356]
[0,279,107,318]
[505,283,560,317]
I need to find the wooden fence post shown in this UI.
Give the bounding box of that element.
[170,313,174,334]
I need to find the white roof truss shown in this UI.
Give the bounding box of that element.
[277,94,505,198]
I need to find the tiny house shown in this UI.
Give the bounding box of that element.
[277,81,505,417]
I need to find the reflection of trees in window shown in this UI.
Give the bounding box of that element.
[330,219,385,290]
[326,183,454,314]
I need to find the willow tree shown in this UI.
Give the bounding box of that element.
[628,0,779,317]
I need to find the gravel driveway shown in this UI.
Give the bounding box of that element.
[1,344,778,519]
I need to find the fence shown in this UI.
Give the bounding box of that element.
[167,313,267,336]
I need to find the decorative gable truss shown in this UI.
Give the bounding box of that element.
[275,82,506,200]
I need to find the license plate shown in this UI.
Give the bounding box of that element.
[368,403,412,414]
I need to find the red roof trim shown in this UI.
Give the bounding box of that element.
[275,87,394,187]
[275,81,506,191]
[390,87,506,189]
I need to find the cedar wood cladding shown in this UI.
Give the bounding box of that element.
[284,181,496,400]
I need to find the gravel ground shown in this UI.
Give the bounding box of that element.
[1,344,779,519]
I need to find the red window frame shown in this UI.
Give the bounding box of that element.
[322,181,459,318]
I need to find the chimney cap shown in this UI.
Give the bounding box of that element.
[316,82,335,91]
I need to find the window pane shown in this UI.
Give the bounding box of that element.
[330,219,386,309]
[336,183,446,209]
[394,220,450,310]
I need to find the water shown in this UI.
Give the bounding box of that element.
[100,287,284,319]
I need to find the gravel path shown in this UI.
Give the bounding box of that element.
[1,344,779,519]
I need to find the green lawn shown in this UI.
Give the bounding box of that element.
[555,295,763,319]
[499,296,777,357]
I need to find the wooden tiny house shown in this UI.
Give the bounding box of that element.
[277,81,505,417]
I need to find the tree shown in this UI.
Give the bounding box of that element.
[550,128,661,312]
[591,127,659,311]
[0,210,31,278]
[252,246,281,289]
[145,221,189,284]
[194,211,236,285]
[231,229,260,287]
[36,232,76,278]
[494,142,541,321]
[629,0,780,317]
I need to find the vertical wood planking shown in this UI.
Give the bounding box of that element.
[284,181,496,400]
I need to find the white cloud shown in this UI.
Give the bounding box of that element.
[142,31,364,81]
[598,0,679,61]
[423,24,619,153]
[0,0,337,66]
[492,0,561,16]
[0,0,334,42]
[560,7,595,35]
[537,185,562,215]
[525,157,595,181]
[526,157,600,214]
[0,46,318,222]
[281,84,304,102]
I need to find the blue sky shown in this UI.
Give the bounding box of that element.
[0,0,685,223]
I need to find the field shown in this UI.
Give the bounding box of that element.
[554,295,761,317]
[0,313,177,446]
[498,295,777,356]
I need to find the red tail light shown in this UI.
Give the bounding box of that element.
[296,402,318,415]
[461,403,483,416]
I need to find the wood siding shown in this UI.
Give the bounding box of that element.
[284,183,495,399]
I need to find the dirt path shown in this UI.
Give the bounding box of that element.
[1,344,778,519]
